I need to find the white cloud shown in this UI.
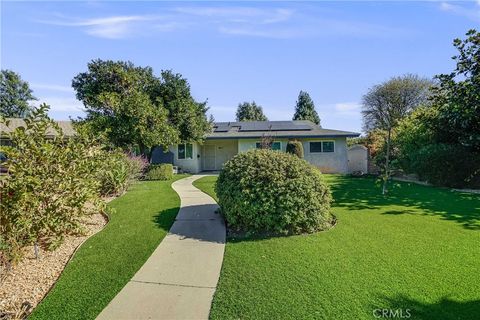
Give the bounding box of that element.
[439,1,480,22]
[334,102,361,115]
[31,83,73,93]
[38,15,166,39]
[32,97,84,112]
[174,7,294,24]
[36,6,409,40]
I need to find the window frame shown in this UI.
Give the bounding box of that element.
[309,140,335,153]
[255,141,282,151]
[178,143,194,160]
[322,141,335,153]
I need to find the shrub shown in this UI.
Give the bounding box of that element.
[286,140,304,158]
[215,149,333,234]
[96,151,148,196]
[410,143,480,188]
[0,105,106,263]
[146,163,173,181]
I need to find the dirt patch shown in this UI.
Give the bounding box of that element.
[0,213,107,319]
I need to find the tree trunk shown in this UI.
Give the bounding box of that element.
[382,129,392,195]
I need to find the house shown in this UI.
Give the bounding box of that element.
[2,118,360,174]
[151,120,360,174]
[0,118,76,146]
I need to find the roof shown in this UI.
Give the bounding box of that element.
[1,118,76,138]
[208,120,359,139]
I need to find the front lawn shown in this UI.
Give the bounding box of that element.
[30,175,188,320]
[194,175,480,320]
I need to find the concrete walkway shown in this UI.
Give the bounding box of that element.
[97,174,225,320]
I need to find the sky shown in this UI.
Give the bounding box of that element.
[1,1,478,133]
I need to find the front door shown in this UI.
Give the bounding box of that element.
[203,145,216,170]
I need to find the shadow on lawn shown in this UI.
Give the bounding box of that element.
[153,207,180,232]
[371,294,480,320]
[328,176,480,230]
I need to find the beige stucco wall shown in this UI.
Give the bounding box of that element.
[171,136,349,174]
[347,145,368,173]
[301,137,349,174]
[201,140,238,171]
[170,142,202,173]
[239,137,348,174]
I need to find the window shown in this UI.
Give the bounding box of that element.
[178,143,193,159]
[310,142,322,153]
[309,141,335,153]
[256,141,281,150]
[322,141,334,152]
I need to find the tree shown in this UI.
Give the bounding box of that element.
[394,30,480,188]
[0,70,36,118]
[362,74,432,194]
[72,59,211,158]
[292,91,320,125]
[235,101,268,121]
[429,29,480,151]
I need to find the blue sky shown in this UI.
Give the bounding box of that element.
[1,1,478,133]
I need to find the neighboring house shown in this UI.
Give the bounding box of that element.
[1,118,76,143]
[152,120,359,174]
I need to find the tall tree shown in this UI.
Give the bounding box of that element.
[429,29,480,151]
[292,91,320,125]
[72,59,211,157]
[0,70,36,118]
[235,101,268,121]
[362,74,432,194]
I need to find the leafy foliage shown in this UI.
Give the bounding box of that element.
[215,149,333,234]
[146,163,173,181]
[292,91,320,125]
[394,30,480,188]
[0,70,36,118]
[362,74,432,194]
[285,140,304,158]
[72,59,211,158]
[235,101,268,121]
[428,29,480,151]
[0,104,106,263]
[96,151,148,196]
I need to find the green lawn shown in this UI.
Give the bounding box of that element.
[30,175,188,320]
[194,175,480,320]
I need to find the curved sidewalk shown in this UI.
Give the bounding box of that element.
[97,174,225,320]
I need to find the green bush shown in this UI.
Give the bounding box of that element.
[97,151,148,196]
[411,143,480,188]
[146,163,173,181]
[215,149,333,234]
[286,140,304,158]
[0,105,106,263]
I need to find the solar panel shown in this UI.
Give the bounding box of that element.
[238,121,312,132]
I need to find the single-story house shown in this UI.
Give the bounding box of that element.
[152,120,359,174]
[0,118,76,146]
[2,118,360,174]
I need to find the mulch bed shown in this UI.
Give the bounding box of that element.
[0,213,107,319]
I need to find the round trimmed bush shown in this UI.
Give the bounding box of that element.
[215,149,333,234]
[286,140,304,158]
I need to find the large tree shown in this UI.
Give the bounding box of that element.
[235,101,268,121]
[429,29,480,151]
[292,91,320,125]
[362,74,432,194]
[72,59,211,157]
[0,69,36,118]
[395,30,480,188]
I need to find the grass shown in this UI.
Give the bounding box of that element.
[30,175,188,320]
[194,175,480,320]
